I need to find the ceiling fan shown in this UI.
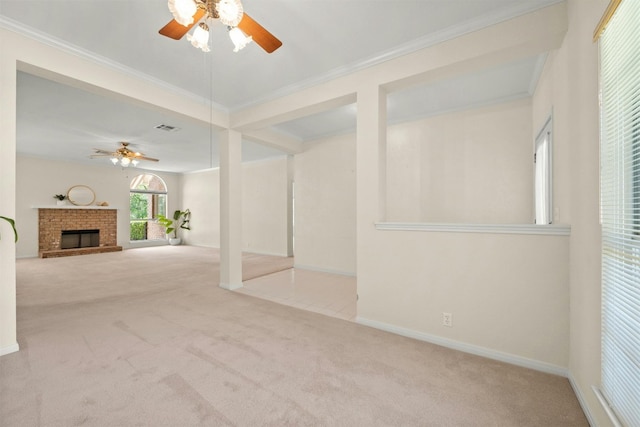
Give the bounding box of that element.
[91,142,159,168]
[159,0,282,53]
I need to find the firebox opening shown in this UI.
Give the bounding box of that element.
[61,229,100,249]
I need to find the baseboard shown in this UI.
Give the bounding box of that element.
[567,373,597,427]
[244,250,290,258]
[356,317,568,377]
[592,385,624,427]
[293,264,356,277]
[0,343,19,357]
[219,281,243,291]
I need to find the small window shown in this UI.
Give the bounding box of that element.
[534,117,552,224]
[129,174,167,241]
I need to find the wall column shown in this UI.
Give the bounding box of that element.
[286,155,294,257]
[0,43,18,356]
[356,84,386,304]
[219,129,243,290]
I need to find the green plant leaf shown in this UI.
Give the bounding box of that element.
[0,216,18,242]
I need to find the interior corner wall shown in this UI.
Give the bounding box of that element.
[15,156,181,258]
[532,0,610,424]
[386,98,533,223]
[293,133,357,275]
[180,156,290,256]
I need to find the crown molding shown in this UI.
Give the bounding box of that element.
[0,16,228,113]
[1,0,563,114]
[228,1,564,112]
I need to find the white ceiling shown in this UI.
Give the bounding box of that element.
[0,0,560,173]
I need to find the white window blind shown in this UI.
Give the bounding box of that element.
[600,0,640,425]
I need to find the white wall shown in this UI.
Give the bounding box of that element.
[532,0,610,425]
[242,157,290,256]
[387,98,533,223]
[357,84,570,372]
[180,168,220,248]
[15,154,290,259]
[15,155,180,258]
[180,156,290,256]
[293,133,357,275]
[357,230,570,369]
[354,7,572,374]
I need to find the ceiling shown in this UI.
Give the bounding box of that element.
[0,0,560,173]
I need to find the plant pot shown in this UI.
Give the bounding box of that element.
[169,237,182,246]
[56,200,66,206]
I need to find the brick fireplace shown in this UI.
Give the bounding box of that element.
[38,208,122,258]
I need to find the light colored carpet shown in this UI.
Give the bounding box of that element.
[1,246,587,426]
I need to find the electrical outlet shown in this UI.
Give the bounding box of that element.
[442,312,453,327]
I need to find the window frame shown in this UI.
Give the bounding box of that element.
[129,174,168,242]
[534,115,553,225]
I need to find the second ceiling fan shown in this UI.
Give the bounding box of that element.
[159,0,282,53]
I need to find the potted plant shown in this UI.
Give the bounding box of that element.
[54,194,66,206]
[0,216,18,242]
[157,209,190,245]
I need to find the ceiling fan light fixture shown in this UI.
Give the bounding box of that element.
[167,0,198,26]
[228,26,252,52]
[216,0,243,26]
[187,22,211,52]
[94,142,158,167]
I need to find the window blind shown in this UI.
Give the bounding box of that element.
[600,0,640,425]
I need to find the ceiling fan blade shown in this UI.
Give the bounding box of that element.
[93,149,115,155]
[90,154,113,158]
[136,156,160,162]
[237,13,282,53]
[159,8,206,40]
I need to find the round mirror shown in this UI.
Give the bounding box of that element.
[67,185,96,206]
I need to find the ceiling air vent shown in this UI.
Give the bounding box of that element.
[154,124,180,132]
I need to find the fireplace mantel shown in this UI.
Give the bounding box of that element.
[33,205,117,210]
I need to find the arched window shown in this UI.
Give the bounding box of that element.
[129,174,167,241]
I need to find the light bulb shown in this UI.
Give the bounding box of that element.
[187,22,210,52]
[228,26,252,52]
[216,0,243,26]
[167,0,198,26]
